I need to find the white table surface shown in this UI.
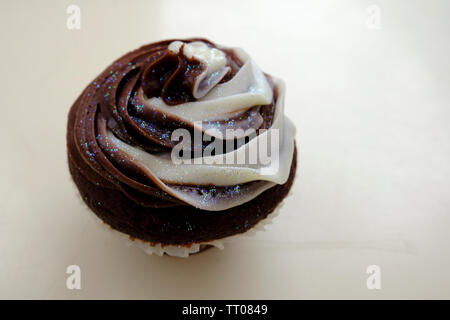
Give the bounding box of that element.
[1,0,449,299]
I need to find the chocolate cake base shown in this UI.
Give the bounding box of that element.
[68,145,297,246]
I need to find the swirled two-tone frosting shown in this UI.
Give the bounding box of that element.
[70,38,295,211]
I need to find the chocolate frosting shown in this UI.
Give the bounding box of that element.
[68,38,293,211]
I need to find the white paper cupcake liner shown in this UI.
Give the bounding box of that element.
[126,200,286,258]
[75,181,294,258]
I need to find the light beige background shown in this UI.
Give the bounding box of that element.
[1,0,449,299]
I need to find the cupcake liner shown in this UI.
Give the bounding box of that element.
[73,170,295,258]
[124,200,286,258]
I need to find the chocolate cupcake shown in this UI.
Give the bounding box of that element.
[67,38,297,257]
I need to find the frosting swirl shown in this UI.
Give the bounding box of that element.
[68,38,296,211]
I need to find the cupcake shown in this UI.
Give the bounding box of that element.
[67,38,297,257]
